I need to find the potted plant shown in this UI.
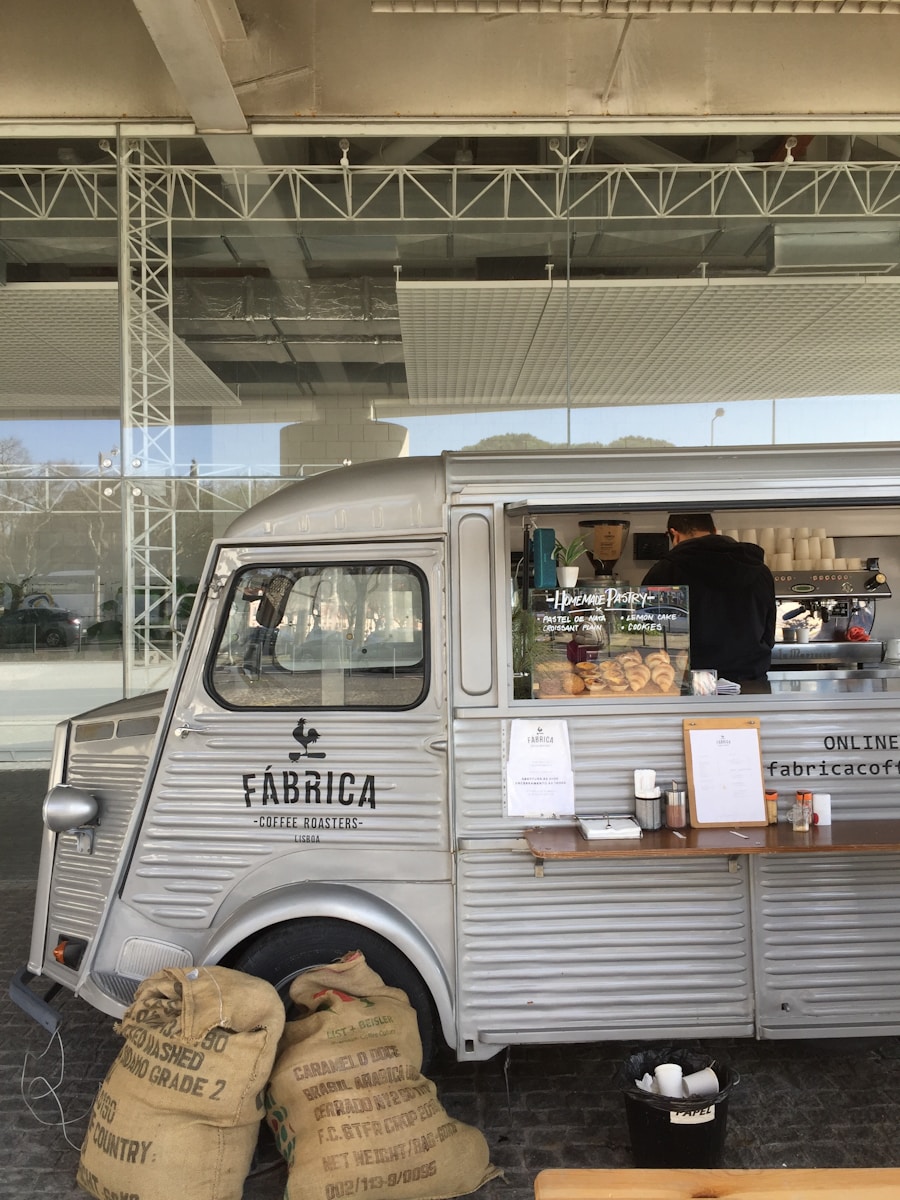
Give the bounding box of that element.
[554,534,586,587]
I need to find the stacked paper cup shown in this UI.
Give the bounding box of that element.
[729,524,847,570]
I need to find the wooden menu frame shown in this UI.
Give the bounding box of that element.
[682,717,768,828]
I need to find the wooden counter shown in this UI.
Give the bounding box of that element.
[524,820,900,862]
[534,1167,900,1200]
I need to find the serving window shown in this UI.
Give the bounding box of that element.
[210,562,427,710]
[508,499,900,702]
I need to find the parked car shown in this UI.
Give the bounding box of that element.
[0,606,82,648]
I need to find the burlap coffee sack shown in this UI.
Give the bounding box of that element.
[77,965,285,1200]
[266,951,499,1200]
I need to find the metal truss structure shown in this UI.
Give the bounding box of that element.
[117,140,183,692]
[5,160,900,227]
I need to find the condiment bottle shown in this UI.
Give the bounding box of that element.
[791,790,812,832]
[765,789,778,824]
[665,781,687,830]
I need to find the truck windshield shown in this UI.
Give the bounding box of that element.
[209,562,427,709]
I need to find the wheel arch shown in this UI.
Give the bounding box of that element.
[200,881,456,1049]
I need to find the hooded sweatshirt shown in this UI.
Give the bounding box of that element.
[641,534,776,681]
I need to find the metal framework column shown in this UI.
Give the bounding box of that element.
[118,139,181,695]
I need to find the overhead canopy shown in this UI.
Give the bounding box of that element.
[0,284,239,410]
[397,275,900,406]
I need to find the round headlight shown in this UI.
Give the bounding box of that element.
[43,784,99,833]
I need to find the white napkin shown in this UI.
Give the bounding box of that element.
[716,678,741,694]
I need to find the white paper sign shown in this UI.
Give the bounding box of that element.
[670,1106,715,1125]
[505,719,575,818]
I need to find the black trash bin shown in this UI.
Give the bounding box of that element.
[620,1048,739,1168]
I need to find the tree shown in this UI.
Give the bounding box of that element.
[605,435,675,449]
[459,433,555,452]
[459,431,674,452]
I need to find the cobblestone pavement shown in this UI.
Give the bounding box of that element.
[4,769,900,1199]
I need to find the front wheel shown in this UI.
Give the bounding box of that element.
[227,917,441,1070]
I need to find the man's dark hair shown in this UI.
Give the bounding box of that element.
[666,512,716,536]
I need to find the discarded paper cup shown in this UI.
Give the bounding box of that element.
[683,1067,720,1098]
[654,1062,684,1098]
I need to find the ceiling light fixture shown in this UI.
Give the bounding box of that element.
[548,137,588,165]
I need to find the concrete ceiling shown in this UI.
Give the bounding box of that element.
[4,3,900,426]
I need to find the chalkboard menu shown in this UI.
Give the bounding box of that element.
[524,584,690,700]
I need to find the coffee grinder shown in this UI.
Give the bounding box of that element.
[579,520,631,582]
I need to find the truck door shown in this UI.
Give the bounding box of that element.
[120,541,451,933]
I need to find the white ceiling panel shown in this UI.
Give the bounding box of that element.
[397,276,900,406]
[0,284,239,409]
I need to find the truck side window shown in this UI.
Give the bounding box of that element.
[209,563,428,709]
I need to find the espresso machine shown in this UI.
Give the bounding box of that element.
[771,561,891,667]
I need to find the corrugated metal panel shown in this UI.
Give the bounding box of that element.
[454,698,900,839]
[456,850,752,1050]
[47,749,150,942]
[122,711,450,927]
[754,853,900,1035]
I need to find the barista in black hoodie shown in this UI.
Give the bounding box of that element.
[642,512,776,684]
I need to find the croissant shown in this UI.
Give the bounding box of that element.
[651,663,676,691]
[645,650,671,668]
[625,663,651,692]
[617,650,643,668]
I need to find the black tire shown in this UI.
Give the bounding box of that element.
[44,629,63,647]
[228,917,441,1069]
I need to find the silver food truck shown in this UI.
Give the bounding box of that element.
[12,445,900,1064]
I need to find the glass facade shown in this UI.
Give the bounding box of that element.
[2,131,900,759]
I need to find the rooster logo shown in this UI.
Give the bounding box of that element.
[288,717,326,761]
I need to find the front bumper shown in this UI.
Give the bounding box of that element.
[9,966,63,1034]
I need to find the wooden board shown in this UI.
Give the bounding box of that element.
[534,1167,900,1200]
[683,717,768,828]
